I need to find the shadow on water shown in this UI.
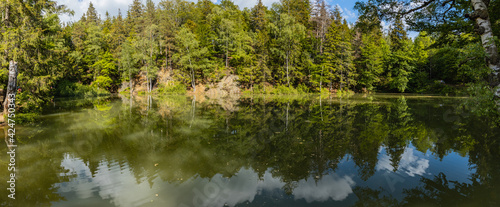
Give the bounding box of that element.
[1,94,499,206]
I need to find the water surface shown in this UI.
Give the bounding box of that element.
[1,94,499,207]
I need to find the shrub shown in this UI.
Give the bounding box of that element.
[56,80,110,97]
[156,82,186,94]
[13,112,40,124]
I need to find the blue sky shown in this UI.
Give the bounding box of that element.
[57,0,417,37]
[57,0,363,24]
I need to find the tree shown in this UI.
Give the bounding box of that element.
[174,26,209,92]
[158,0,180,69]
[355,0,500,98]
[278,0,312,28]
[136,24,160,93]
[120,39,140,95]
[385,17,413,92]
[270,13,306,87]
[311,0,331,55]
[211,6,238,69]
[0,0,70,114]
[356,28,387,91]
[323,7,357,91]
[92,51,119,91]
[84,24,104,84]
[127,0,145,33]
[85,2,99,26]
[110,10,127,55]
[250,0,271,87]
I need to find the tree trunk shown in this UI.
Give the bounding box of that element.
[469,0,500,98]
[2,61,18,123]
[286,51,290,88]
[320,65,323,93]
[226,40,229,68]
[129,71,133,96]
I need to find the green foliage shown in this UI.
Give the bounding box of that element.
[464,83,498,117]
[323,8,357,91]
[426,80,458,95]
[14,113,41,124]
[56,80,110,98]
[271,85,301,95]
[156,82,187,94]
[173,25,210,91]
[92,51,119,90]
[2,0,498,123]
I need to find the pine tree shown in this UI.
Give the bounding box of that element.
[158,0,180,69]
[86,2,100,26]
[110,10,127,55]
[323,7,356,91]
[84,24,104,84]
[386,17,413,92]
[279,0,311,28]
[311,0,330,55]
[250,0,271,87]
[127,0,144,34]
[354,15,385,91]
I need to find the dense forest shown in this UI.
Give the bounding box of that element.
[1,0,499,116]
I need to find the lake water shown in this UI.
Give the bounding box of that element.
[1,94,499,207]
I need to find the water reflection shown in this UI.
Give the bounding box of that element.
[53,154,357,207]
[376,147,430,177]
[1,94,499,206]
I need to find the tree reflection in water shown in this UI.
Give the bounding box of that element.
[1,94,498,206]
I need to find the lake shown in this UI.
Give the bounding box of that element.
[1,94,499,207]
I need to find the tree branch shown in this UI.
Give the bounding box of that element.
[459,56,478,67]
[442,0,456,23]
[401,0,438,15]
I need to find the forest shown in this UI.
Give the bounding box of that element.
[0,0,499,117]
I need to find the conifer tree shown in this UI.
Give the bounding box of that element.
[386,17,413,92]
[323,7,356,91]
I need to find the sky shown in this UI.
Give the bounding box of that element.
[55,0,416,37]
[56,0,362,24]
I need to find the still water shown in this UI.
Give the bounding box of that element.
[1,94,499,207]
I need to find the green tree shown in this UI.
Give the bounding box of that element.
[250,0,271,88]
[385,17,413,92]
[92,51,119,91]
[354,15,386,91]
[270,13,306,87]
[0,0,70,113]
[173,26,209,92]
[120,39,140,94]
[323,7,357,91]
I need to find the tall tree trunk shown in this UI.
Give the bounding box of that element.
[187,47,196,93]
[469,0,500,98]
[2,61,18,123]
[286,51,290,88]
[129,70,133,96]
[226,40,229,68]
[320,65,323,93]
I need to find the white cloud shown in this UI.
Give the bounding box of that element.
[293,175,355,202]
[55,0,281,23]
[335,4,357,22]
[231,0,279,9]
[57,0,136,23]
[376,147,430,177]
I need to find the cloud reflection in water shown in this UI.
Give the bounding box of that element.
[55,154,356,207]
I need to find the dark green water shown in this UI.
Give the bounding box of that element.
[1,94,499,207]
